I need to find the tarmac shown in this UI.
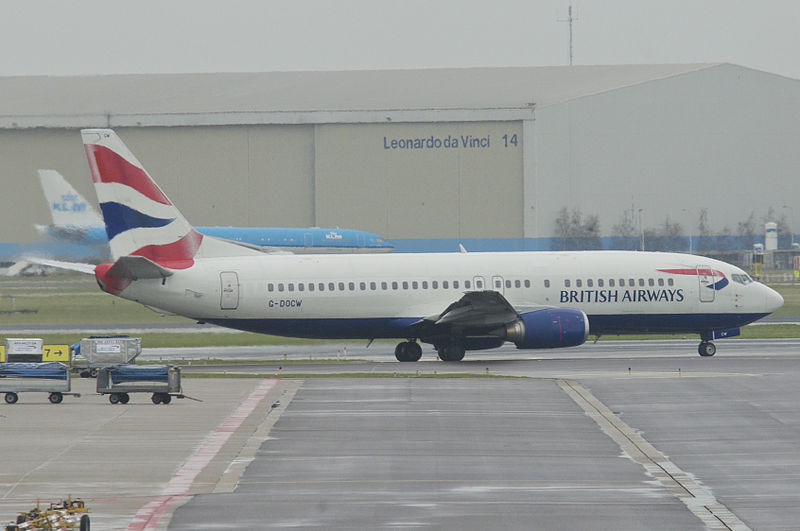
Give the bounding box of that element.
[2,341,800,530]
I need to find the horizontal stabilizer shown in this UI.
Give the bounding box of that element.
[106,256,174,280]
[26,257,96,275]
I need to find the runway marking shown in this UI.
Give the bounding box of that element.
[126,378,277,531]
[558,379,750,531]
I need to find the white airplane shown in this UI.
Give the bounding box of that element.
[82,129,784,361]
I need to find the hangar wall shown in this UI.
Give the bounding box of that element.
[314,121,523,238]
[527,64,800,239]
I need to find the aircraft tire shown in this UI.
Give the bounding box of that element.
[395,342,409,362]
[80,514,90,531]
[698,342,716,357]
[406,342,422,362]
[440,344,465,362]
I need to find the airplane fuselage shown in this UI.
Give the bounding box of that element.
[110,249,780,341]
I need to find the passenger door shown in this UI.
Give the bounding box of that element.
[220,271,239,310]
[697,266,715,302]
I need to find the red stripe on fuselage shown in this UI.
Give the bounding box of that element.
[84,144,171,205]
[132,230,203,269]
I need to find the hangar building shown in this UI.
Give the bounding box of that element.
[1,64,798,251]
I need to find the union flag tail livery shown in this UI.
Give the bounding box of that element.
[82,129,202,267]
[82,129,257,268]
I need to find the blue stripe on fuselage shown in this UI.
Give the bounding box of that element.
[203,313,770,342]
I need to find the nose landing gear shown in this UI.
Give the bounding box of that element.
[698,341,716,357]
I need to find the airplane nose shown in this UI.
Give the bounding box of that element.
[764,286,784,313]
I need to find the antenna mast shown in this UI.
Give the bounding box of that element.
[558,5,579,65]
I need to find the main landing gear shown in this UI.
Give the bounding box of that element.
[395,341,422,362]
[436,343,465,362]
[698,341,716,357]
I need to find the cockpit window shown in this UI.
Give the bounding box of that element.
[732,273,753,285]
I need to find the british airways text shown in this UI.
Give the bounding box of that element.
[560,289,685,304]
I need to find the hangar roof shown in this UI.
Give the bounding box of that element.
[0,63,735,128]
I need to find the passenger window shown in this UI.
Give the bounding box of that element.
[432,281,438,289]
[453,280,459,289]
[370,282,376,290]
[402,281,408,289]
[544,279,550,288]
[338,282,345,291]
[318,283,325,291]
[298,283,304,292]
[658,278,664,287]
[524,280,530,288]
[382,281,388,290]
[392,281,398,290]
[288,283,294,292]
[443,281,449,289]
[638,279,644,287]
[360,282,366,290]
[329,282,335,291]
[422,281,428,289]
[308,283,314,291]
[349,282,355,291]
[587,279,593,287]
[576,279,582,288]
[620,279,625,286]
[476,279,484,289]
[598,279,604,287]
[278,283,285,292]
[267,283,274,292]
[515,280,521,288]
[668,278,674,286]
[628,279,634,286]
[609,279,615,287]
[505,280,511,289]
[648,278,654,287]
[565,279,571,288]
[412,281,418,289]
[465,280,471,289]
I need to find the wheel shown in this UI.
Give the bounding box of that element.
[440,344,465,362]
[80,514,90,531]
[109,393,120,404]
[4,392,18,404]
[80,371,90,378]
[161,394,172,405]
[394,342,408,362]
[119,393,130,404]
[151,393,163,404]
[89,368,98,378]
[49,392,63,404]
[406,342,422,362]
[698,341,716,357]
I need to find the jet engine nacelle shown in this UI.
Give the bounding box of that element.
[503,308,590,349]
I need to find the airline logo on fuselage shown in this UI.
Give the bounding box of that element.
[560,288,684,304]
[657,268,729,290]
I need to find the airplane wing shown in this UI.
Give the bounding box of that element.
[418,290,549,332]
[25,257,96,275]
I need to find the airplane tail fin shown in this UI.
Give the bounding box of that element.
[37,169,105,230]
[81,129,258,267]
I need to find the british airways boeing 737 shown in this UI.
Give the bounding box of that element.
[34,169,392,256]
[83,129,783,361]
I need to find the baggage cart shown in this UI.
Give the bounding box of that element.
[0,362,80,404]
[97,364,184,404]
[71,336,141,378]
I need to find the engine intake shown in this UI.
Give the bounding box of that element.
[504,308,589,349]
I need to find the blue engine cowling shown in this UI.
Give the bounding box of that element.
[503,308,589,349]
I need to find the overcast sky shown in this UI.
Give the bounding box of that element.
[1,1,799,79]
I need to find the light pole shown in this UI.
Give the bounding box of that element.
[638,208,644,251]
